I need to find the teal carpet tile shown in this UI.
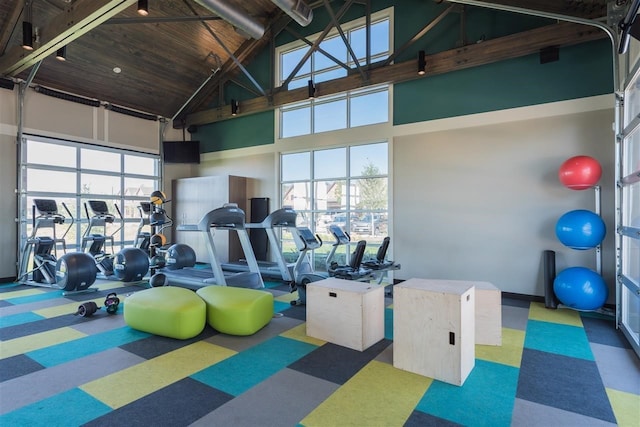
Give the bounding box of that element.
[524,319,594,360]
[0,388,111,426]
[416,359,519,427]
[0,311,45,328]
[27,327,150,367]
[191,335,317,396]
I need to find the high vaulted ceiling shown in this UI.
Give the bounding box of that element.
[0,0,617,129]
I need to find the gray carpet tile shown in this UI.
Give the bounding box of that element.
[0,297,77,316]
[0,312,103,341]
[516,348,616,423]
[191,368,339,427]
[374,341,394,364]
[82,377,232,427]
[0,348,145,415]
[502,304,530,331]
[63,285,145,302]
[70,313,129,335]
[205,315,304,353]
[511,398,618,427]
[590,342,640,394]
[502,296,532,308]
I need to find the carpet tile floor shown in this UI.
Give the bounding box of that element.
[0,279,638,426]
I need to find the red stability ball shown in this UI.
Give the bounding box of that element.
[558,155,602,190]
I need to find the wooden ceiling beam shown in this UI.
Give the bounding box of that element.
[183,21,606,127]
[458,0,608,19]
[0,0,137,76]
[0,0,24,56]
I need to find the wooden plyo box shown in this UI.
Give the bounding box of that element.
[474,281,502,346]
[306,278,385,351]
[393,278,475,386]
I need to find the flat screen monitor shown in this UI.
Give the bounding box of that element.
[162,140,200,164]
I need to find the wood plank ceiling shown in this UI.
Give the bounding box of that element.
[0,0,613,129]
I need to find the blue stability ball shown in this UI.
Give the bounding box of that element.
[555,209,606,250]
[553,267,608,311]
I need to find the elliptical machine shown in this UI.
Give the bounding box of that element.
[81,200,123,278]
[134,201,152,251]
[18,199,98,294]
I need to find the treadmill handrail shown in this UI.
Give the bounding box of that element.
[260,207,298,228]
[195,205,246,231]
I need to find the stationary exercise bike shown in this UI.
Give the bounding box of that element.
[81,200,123,278]
[18,199,98,294]
[289,225,372,306]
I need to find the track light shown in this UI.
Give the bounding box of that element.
[418,50,426,76]
[231,99,239,116]
[137,0,149,16]
[22,21,33,50]
[308,79,316,99]
[56,45,66,61]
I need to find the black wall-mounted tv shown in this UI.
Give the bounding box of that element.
[162,140,200,164]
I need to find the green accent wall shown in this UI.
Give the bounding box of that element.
[196,0,614,153]
[394,39,613,126]
[198,111,274,153]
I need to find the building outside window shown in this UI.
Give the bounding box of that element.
[18,136,160,254]
[276,9,392,138]
[280,142,389,271]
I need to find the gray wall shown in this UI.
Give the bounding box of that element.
[0,85,618,303]
[393,107,615,299]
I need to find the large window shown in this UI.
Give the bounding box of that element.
[277,9,392,138]
[19,136,160,253]
[281,142,389,271]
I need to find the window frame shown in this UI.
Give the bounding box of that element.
[275,7,394,139]
[18,135,161,253]
[280,141,390,272]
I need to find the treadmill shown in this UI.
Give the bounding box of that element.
[221,207,298,282]
[161,203,264,290]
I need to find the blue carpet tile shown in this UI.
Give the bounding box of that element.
[0,282,637,426]
[0,354,45,382]
[288,339,392,384]
[404,411,464,427]
[120,328,218,360]
[516,348,616,423]
[82,377,233,427]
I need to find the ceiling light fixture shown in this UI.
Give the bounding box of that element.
[137,0,149,16]
[418,50,426,76]
[308,80,316,99]
[231,99,239,116]
[22,0,34,50]
[22,21,33,50]
[56,45,66,61]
